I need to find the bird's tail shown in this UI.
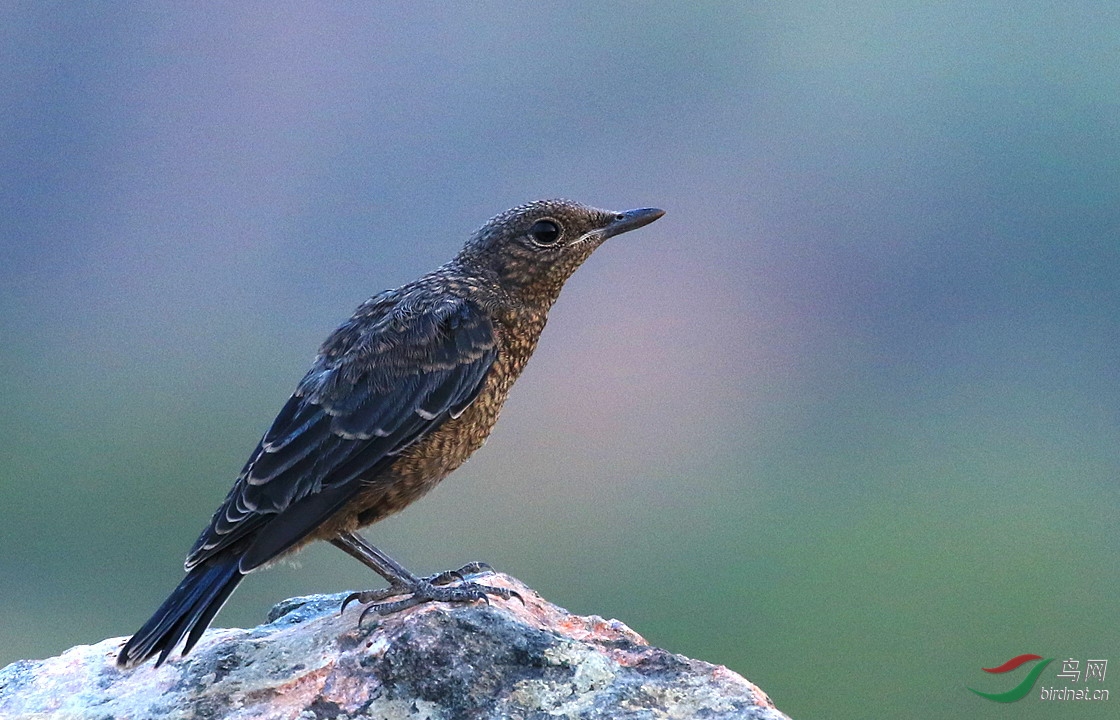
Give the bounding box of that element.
[117,557,243,668]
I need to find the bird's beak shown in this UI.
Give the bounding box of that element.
[601,207,665,239]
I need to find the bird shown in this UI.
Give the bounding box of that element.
[117,198,664,668]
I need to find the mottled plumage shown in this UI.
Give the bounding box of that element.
[118,199,664,668]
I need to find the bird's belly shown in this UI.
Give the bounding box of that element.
[348,369,513,528]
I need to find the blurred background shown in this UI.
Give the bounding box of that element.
[2,3,1117,718]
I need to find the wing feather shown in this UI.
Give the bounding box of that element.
[185,295,497,570]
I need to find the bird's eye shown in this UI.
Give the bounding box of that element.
[528,219,562,246]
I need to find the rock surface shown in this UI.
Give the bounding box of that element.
[0,573,789,719]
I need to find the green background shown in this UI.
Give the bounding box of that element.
[2,3,1117,718]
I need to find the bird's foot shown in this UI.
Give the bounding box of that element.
[421,560,493,586]
[340,562,521,626]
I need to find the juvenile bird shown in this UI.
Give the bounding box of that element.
[118,199,664,668]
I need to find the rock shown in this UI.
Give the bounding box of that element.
[0,573,789,719]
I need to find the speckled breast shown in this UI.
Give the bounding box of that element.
[350,308,549,527]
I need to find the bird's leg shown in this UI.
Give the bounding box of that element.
[331,532,519,623]
[331,532,417,609]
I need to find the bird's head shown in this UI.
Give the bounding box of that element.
[459,199,664,307]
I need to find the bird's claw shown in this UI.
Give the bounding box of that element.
[422,561,494,586]
[341,561,495,615]
[341,586,403,615]
[344,577,517,629]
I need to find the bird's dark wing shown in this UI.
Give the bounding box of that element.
[184,294,497,572]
